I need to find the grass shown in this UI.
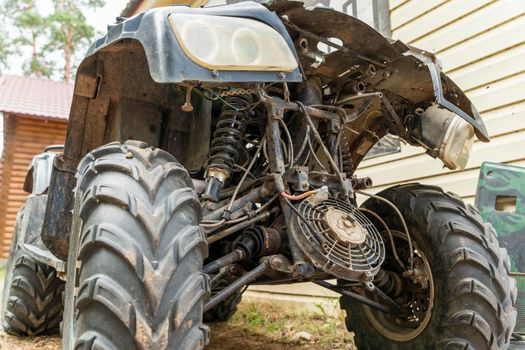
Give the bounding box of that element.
[227,298,356,349]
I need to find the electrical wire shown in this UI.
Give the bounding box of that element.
[201,137,266,229]
[297,102,349,198]
[358,207,404,269]
[278,118,294,167]
[280,190,317,201]
[227,137,266,212]
[356,190,414,271]
[307,136,328,172]
[292,125,310,165]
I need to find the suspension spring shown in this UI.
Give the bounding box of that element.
[203,95,252,202]
[341,135,353,177]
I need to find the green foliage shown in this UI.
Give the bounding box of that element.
[0,0,105,81]
[47,0,104,82]
[0,32,12,72]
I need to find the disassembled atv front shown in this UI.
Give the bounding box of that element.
[1,1,516,350]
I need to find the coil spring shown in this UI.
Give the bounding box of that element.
[341,135,353,176]
[208,95,252,173]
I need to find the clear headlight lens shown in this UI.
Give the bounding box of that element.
[438,115,474,170]
[168,14,298,71]
[419,104,475,170]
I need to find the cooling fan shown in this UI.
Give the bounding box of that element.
[291,198,385,280]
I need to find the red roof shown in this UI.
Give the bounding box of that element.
[0,75,73,120]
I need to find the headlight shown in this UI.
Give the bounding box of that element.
[418,104,475,170]
[168,14,298,72]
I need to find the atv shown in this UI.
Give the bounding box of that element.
[1,1,517,349]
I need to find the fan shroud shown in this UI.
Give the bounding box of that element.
[291,198,385,280]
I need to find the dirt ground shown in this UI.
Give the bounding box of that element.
[0,298,356,350]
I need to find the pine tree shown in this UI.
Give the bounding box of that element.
[1,0,52,77]
[1,0,105,81]
[47,0,104,82]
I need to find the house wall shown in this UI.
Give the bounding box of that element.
[0,115,67,258]
[359,0,525,204]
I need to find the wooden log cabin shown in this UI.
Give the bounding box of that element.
[0,75,72,258]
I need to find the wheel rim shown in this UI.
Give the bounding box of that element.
[362,230,435,342]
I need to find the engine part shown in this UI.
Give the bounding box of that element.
[204,226,282,274]
[203,95,252,202]
[234,226,282,259]
[207,209,278,244]
[204,261,269,312]
[291,197,385,280]
[203,248,246,275]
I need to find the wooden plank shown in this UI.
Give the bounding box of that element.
[467,71,525,113]
[389,0,410,11]
[391,0,447,30]
[367,159,525,199]
[439,15,525,72]
[393,0,493,44]
[450,43,525,92]
[411,1,525,53]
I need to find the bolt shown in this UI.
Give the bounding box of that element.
[342,219,354,228]
[211,70,219,78]
[278,72,286,80]
[181,102,193,112]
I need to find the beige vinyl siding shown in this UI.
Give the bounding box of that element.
[250,0,525,302]
[359,0,525,205]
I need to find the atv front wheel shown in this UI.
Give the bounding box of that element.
[1,205,64,336]
[62,141,210,349]
[341,184,517,350]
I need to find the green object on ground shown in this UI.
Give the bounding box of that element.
[476,162,525,333]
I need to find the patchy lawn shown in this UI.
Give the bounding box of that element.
[0,295,355,349]
[209,299,356,350]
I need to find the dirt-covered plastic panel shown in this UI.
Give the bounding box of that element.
[267,0,489,142]
[84,1,302,83]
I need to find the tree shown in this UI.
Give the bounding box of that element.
[47,0,104,82]
[1,0,51,77]
[0,32,12,73]
[0,0,105,82]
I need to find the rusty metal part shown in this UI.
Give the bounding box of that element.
[281,18,387,68]
[316,281,392,313]
[203,248,246,275]
[207,209,277,244]
[204,261,269,312]
[362,230,435,342]
[324,207,367,245]
[210,268,229,288]
[204,187,261,221]
[219,88,258,97]
[263,254,293,274]
[204,95,252,202]
[374,269,404,298]
[181,86,194,112]
[352,176,373,190]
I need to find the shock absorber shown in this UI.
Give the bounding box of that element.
[341,134,353,177]
[203,95,252,202]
